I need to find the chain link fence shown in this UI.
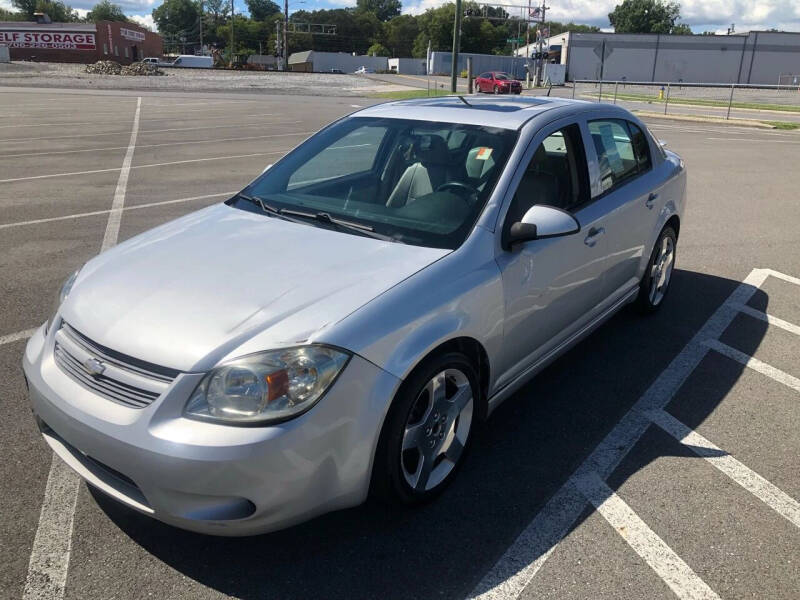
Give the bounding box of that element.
[569,80,800,125]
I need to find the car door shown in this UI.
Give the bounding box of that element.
[585,118,663,302]
[494,118,614,389]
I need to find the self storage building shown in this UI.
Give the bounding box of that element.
[0,20,162,64]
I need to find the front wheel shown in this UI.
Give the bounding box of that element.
[493,85,500,94]
[372,352,477,504]
[635,225,677,313]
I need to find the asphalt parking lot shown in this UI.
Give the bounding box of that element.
[1,87,799,600]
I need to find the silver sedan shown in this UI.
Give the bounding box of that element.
[23,96,686,535]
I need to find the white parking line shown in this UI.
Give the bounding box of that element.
[0,111,275,129]
[0,131,314,159]
[705,137,800,145]
[22,98,143,600]
[0,191,236,231]
[468,268,769,600]
[0,120,303,144]
[762,268,800,287]
[576,472,721,600]
[648,410,800,528]
[21,457,81,600]
[732,304,800,336]
[705,339,800,393]
[0,327,37,346]
[0,151,287,184]
[101,96,141,252]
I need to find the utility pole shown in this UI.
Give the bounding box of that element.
[283,0,289,71]
[525,0,531,87]
[276,19,281,65]
[199,0,203,54]
[450,0,462,93]
[230,0,234,65]
[536,3,547,86]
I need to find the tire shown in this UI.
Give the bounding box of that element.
[635,225,677,314]
[371,351,478,505]
[493,85,500,94]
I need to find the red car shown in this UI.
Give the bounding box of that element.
[475,71,522,94]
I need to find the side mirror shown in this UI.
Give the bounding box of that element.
[261,163,273,174]
[506,205,580,249]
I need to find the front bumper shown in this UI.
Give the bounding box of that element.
[23,324,401,536]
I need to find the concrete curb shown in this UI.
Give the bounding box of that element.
[632,110,777,129]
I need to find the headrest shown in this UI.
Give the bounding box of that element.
[413,134,449,165]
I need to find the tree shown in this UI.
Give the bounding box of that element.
[85,0,128,22]
[671,22,692,35]
[0,7,26,20]
[152,0,199,38]
[204,0,230,22]
[608,0,681,34]
[356,0,400,22]
[366,42,389,56]
[384,14,418,57]
[12,0,79,21]
[245,0,279,22]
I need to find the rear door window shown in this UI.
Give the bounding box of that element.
[588,119,639,193]
[627,121,652,172]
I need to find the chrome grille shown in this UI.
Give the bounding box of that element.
[53,323,178,409]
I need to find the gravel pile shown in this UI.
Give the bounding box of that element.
[85,60,165,76]
[0,61,408,95]
[122,61,165,76]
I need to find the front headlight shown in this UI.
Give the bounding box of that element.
[46,269,79,334]
[184,346,350,425]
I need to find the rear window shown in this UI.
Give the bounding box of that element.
[588,119,639,193]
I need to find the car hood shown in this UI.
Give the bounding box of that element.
[62,204,449,372]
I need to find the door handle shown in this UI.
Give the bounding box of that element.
[584,227,605,247]
[646,192,658,209]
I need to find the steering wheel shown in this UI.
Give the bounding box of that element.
[435,181,479,205]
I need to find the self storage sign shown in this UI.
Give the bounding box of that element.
[0,30,96,50]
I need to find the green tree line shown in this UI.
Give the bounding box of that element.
[3,0,132,22]
[150,0,605,59]
[2,0,698,58]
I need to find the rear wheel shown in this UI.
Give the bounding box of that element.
[636,226,677,313]
[372,352,477,504]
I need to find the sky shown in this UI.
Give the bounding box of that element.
[1,0,799,35]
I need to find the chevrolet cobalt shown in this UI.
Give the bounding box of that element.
[24,97,686,535]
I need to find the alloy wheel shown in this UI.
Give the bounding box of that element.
[649,235,675,306]
[400,369,473,492]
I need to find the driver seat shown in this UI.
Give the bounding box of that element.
[386,135,449,208]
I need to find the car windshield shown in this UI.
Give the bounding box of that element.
[236,116,518,249]
[494,73,510,80]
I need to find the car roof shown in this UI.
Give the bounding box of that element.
[354,96,591,130]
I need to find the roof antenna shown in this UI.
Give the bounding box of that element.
[546,80,553,96]
[458,95,472,106]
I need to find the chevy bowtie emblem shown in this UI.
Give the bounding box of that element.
[83,357,106,377]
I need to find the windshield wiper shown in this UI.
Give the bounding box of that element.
[279,209,401,243]
[233,193,297,222]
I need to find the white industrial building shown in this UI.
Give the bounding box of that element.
[428,51,532,79]
[288,50,388,73]
[517,30,800,84]
[388,57,426,75]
